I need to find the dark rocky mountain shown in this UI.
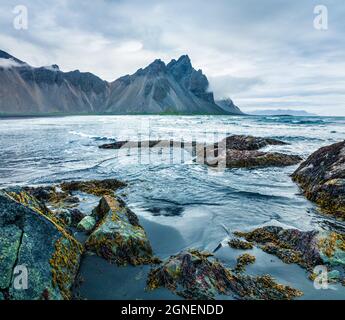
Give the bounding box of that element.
[0,50,242,115]
[216,98,244,115]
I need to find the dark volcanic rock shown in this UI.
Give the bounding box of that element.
[85,195,158,266]
[292,140,345,219]
[0,189,83,300]
[234,226,345,279]
[147,250,302,300]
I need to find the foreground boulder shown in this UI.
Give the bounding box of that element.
[147,250,302,300]
[292,140,345,219]
[0,189,83,300]
[85,195,158,266]
[234,226,345,281]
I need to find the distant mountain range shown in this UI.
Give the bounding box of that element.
[249,109,317,116]
[0,50,243,115]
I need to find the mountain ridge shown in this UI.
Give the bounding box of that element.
[0,50,243,115]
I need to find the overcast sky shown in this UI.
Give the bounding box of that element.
[0,0,344,115]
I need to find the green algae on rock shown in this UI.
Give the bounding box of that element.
[234,226,345,282]
[292,140,345,219]
[147,250,303,300]
[85,195,158,266]
[0,189,83,300]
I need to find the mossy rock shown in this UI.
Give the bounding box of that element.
[85,195,157,266]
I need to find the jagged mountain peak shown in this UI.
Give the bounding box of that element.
[0,50,242,115]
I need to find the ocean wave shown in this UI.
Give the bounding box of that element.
[69,130,115,141]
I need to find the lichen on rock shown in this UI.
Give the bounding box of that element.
[0,189,83,300]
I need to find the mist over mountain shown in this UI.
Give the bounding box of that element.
[0,50,242,115]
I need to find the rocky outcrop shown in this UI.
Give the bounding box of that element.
[0,50,241,115]
[292,141,345,219]
[197,149,302,169]
[147,250,303,300]
[0,188,83,300]
[234,226,345,282]
[215,135,288,151]
[85,195,158,266]
[98,135,301,169]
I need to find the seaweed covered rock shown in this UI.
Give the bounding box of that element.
[0,189,83,300]
[147,250,302,300]
[23,185,80,209]
[85,195,157,266]
[292,140,345,219]
[228,238,253,250]
[234,226,345,279]
[60,179,126,197]
[235,254,256,272]
[214,135,288,151]
[197,148,302,169]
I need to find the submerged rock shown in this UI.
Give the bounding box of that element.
[85,195,157,266]
[0,189,83,300]
[147,250,302,300]
[99,140,174,150]
[292,140,345,219]
[234,226,345,281]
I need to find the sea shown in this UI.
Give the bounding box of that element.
[0,114,345,300]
